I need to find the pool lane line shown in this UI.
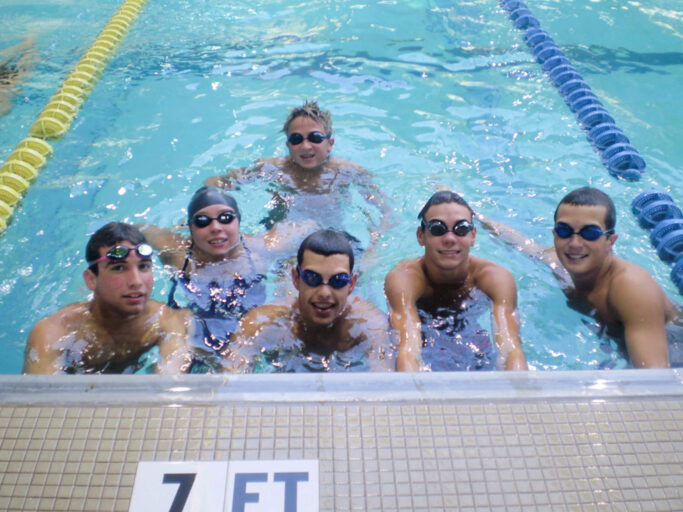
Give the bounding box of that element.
[499,1,683,294]
[0,0,150,234]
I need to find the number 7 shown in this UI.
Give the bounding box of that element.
[162,473,196,512]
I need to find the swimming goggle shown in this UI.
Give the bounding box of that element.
[88,243,154,266]
[421,219,474,237]
[287,131,330,145]
[297,267,352,289]
[191,211,237,228]
[553,222,614,241]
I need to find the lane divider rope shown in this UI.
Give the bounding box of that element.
[500,0,682,294]
[0,0,149,234]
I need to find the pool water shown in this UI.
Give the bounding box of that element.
[0,0,681,373]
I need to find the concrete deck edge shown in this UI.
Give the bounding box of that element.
[1,369,681,406]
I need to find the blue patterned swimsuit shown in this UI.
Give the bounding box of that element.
[168,240,266,356]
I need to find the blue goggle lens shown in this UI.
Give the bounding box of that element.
[553,222,612,241]
[298,268,352,289]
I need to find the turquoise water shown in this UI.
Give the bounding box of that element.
[0,0,681,373]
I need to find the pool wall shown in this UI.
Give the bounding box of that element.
[0,370,682,511]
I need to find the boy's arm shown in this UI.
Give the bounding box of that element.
[23,318,64,374]
[155,308,194,374]
[609,272,669,368]
[352,298,394,371]
[476,212,570,286]
[384,264,424,371]
[138,223,188,268]
[221,305,285,372]
[259,218,320,258]
[205,160,271,189]
[478,264,528,371]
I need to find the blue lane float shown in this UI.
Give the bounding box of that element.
[501,1,682,294]
[500,0,646,182]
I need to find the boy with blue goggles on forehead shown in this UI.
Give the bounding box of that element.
[24,222,194,374]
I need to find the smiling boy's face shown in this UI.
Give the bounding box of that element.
[553,203,616,277]
[286,116,334,171]
[292,250,356,328]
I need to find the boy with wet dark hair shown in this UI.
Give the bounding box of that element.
[224,229,393,372]
[385,190,528,372]
[479,186,679,368]
[24,222,194,374]
[297,226,355,271]
[86,222,148,274]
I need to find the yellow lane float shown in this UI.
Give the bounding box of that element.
[15,138,53,157]
[1,160,39,181]
[7,148,46,169]
[5,0,150,233]
[0,185,20,207]
[37,108,72,124]
[0,199,13,218]
[0,173,31,194]
[29,116,69,139]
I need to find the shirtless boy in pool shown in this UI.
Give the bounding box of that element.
[24,222,194,374]
[385,190,528,372]
[205,101,391,252]
[478,186,680,368]
[223,229,392,372]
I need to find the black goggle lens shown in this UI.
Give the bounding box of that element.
[287,131,329,145]
[422,219,474,237]
[192,211,236,228]
[298,267,352,289]
[553,222,612,241]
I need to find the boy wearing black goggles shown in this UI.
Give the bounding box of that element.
[477,186,676,369]
[385,190,528,373]
[224,229,393,372]
[203,101,391,263]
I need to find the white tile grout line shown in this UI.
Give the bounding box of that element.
[0,369,681,406]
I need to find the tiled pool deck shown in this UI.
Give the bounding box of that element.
[0,370,681,511]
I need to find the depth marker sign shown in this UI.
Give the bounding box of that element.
[129,460,319,512]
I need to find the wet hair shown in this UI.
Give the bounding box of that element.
[86,222,147,275]
[282,100,333,136]
[417,190,474,222]
[554,186,616,230]
[297,229,354,272]
[187,186,241,224]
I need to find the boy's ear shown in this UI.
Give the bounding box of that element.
[83,268,97,291]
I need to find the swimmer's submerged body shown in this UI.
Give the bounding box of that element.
[24,301,194,374]
[225,297,393,373]
[417,287,497,371]
[0,35,37,117]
